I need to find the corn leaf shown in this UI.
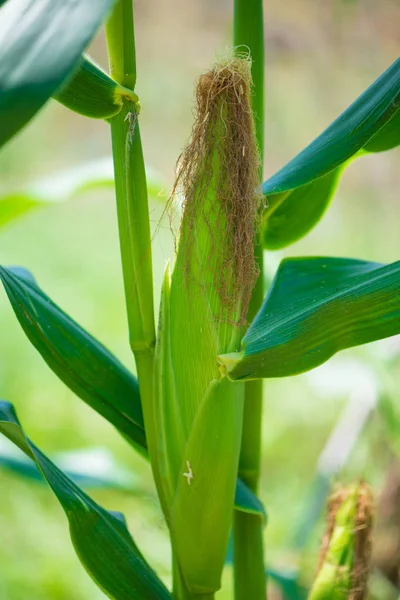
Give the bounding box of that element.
[0,266,146,452]
[262,58,400,249]
[0,267,265,516]
[263,167,342,249]
[363,109,400,153]
[219,257,400,380]
[54,54,139,120]
[0,440,141,491]
[0,159,166,230]
[263,58,400,194]
[0,400,171,600]
[0,0,114,149]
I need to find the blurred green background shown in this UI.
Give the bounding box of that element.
[0,0,399,598]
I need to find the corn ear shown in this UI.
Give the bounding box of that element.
[308,483,373,600]
[152,56,262,595]
[54,55,139,119]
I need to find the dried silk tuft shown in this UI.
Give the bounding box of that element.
[169,55,264,325]
[318,483,373,600]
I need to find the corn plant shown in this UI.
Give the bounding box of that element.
[0,0,399,599]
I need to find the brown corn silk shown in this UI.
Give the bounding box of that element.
[317,483,373,600]
[168,55,264,325]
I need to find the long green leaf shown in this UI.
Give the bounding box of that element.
[0,266,146,452]
[0,440,141,491]
[219,257,400,380]
[0,0,114,149]
[0,159,166,230]
[262,58,400,249]
[0,266,265,516]
[262,58,400,195]
[0,400,171,600]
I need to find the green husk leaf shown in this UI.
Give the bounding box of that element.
[0,0,114,149]
[54,54,140,119]
[0,266,146,452]
[0,401,171,600]
[153,57,263,594]
[219,257,400,380]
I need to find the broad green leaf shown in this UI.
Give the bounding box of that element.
[219,257,400,380]
[0,0,114,149]
[0,440,141,491]
[0,267,263,515]
[262,58,400,195]
[0,159,166,230]
[0,266,146,452]
[263,167,342,249]
[262,58,400,249]
[54,55,139,119]
[0,401,171,600]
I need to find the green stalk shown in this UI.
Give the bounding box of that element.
[233,1,266,599]
[105,2,158,460]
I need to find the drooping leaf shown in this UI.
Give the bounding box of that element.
[0,401,171,600]
[219,257,400,380]
[0,0,114,149]
[263,167,342,249]
[262,58,400,249]
[0,439,141,491]
[0,267,264,513]
[0,266,146,452]
[263,58,400,195]
[0,159,166,230]
[54,54,139,119]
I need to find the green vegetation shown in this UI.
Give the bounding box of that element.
[0,0,399,599]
